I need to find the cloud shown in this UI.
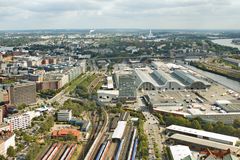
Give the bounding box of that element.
[0,0,240,30]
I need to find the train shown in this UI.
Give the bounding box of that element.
[41,143,76,160]
[114,139,124,160]
[95,142,107,160]
[131,138,138,160]
[42,143,62,160]
[127,128,137,160]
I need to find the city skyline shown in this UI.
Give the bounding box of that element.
[1,0,240,30]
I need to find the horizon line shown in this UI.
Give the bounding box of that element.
[1,28,240,32]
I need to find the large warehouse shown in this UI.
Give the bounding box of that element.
[172,70,211,90]
[152,70,185,91]
[134,69,159,91]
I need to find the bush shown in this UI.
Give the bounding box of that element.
[7,146,16,157]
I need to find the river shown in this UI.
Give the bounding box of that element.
[184,64,240,93]
[211,39,240,50]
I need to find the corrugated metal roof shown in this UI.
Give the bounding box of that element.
[134,69,159,87]
[152,70,185,86]
[172,70,210,86]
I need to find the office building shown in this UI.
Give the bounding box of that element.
[9,82,37,105]
[118,74,136,100]
[57,110,72,122]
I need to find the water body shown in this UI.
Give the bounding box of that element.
[184,64,240,92]
[211,39,240,50]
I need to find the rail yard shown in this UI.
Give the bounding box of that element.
[86,112,139,160]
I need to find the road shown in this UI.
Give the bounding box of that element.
[139,98,166,160]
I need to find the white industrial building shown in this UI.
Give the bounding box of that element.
[97,90,119,103]
[166,125,239,146]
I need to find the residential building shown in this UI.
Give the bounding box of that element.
[0,89,9,104]
[0,132,15,157]
[4,113,31,130]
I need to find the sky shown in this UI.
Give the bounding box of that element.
[0,0,240,30]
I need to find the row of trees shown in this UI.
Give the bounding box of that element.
[137,119,149,160]
[190,61,240,81]
[125,109,148,160]
[39,89,58,99]
[154,113,240,138]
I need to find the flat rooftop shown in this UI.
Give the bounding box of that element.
[219,103,240,113]
[170,134,240,153]
[169,145,193,160]
[97,90,119,95]
[112,121,127,139]
[167,125,239,144]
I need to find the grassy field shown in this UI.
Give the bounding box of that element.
[66,74,87,93]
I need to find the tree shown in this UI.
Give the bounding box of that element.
[191,120,202,129]
[0,155,6,160]
[39,116,54,132]
[17,103,27,110]
[203,122,214,132]
[65,134,76,141]
[233,119,240,128]
[7,146,16,157]
[26,143,41,160]
[116,102,122,108]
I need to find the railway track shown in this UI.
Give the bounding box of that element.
[40,143,77,160]
[83,108,109,160]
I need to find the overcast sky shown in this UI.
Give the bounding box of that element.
[0,0,240,30]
